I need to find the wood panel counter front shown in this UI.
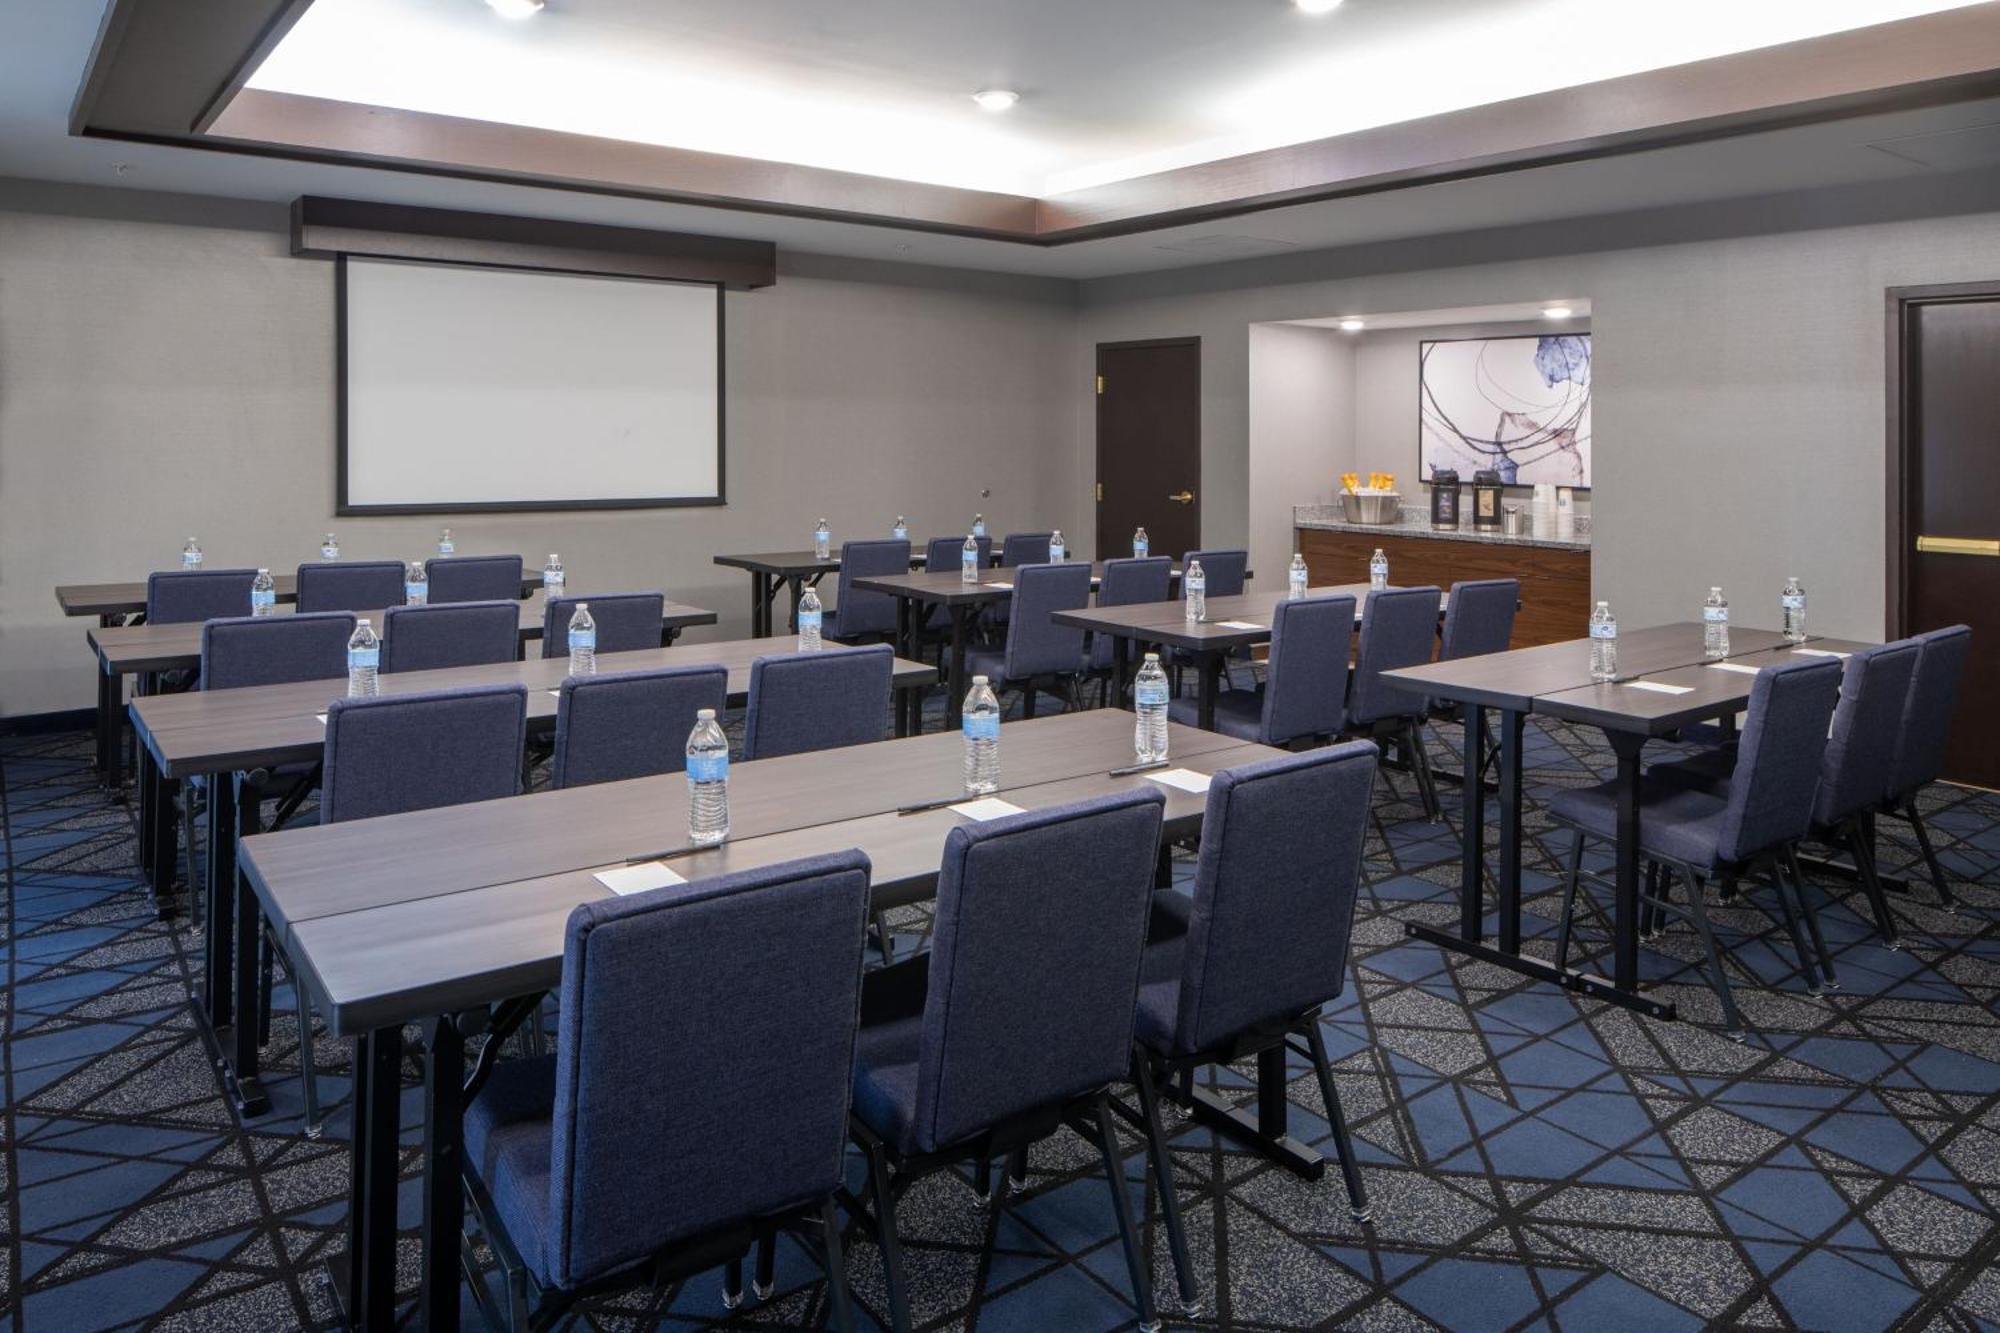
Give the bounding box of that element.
[1296,525,1589,647]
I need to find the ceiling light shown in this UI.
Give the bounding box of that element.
[1294,0,1345,13]
[1338,318,1366,332]
[1542,305,1575,320]
[485,0,544,19]
[971,89,1019,113]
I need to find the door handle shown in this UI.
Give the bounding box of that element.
[1167,490,1195,505]
[1916,534,2000,556]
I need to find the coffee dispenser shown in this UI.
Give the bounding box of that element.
[1428,468,1461,529]
[1471,470,1504,529]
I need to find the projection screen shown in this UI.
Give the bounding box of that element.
[338,256,723,512]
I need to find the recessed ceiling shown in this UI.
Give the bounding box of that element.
[244,0,1994,197]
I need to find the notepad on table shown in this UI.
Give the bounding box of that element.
[950,797,1025,821]
[1214,620,1264,631]
[1625,681,1694,695]
[1706,662,1762,675]
[1146,768,1213,794]
[315,713,327,724]
[984,581,1013,590]
[595,862,687,896]
[1791,647,1850,659]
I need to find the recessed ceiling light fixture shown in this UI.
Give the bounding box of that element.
[1542,305,1575,320]
[971,89,1019,112]
[1294,0,1345,14]
[1338,318,1366,332]
[486,0,544,20]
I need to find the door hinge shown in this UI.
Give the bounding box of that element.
[1095,375,1105,395]
[1095,482,1104,502]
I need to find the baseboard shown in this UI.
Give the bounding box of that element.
[0,707,96,737]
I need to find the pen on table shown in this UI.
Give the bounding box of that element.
[897,795,963,817]
[1108,760,1170,778]
[622,845,705,866]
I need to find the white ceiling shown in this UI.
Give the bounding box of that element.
[4,0,2000,280]
[248,0,1992,196]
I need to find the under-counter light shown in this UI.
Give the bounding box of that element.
[1295,0,1345,13]
[1338,318,1366,332]
[971,89,1020,112]
[1542,305,1575,320]
[485,0,544,19]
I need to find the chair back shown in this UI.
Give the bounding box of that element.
[1814,642,1921,827]
[200,613,355,691]
[1439,579,1519,660]
[1716,658,1843,862]
[320,683,527,823]
[924,534,991,573]
[910,790,1162,1153]
[999,532,1053,568]
[1090,558,1175,669]
[742,645,893,760]
[546,851,871,1289]
[295,561,406,615]
[1260,595,1355,745]
[1888,625,1972,800]
[146,569,257,624]
[552,665,727,789]
[542,593,665,659]
[380,601,520,673]
[1347,586,1443,725]
[425,554,524,604]
[1170,743,1377,1054]
[829,539,910,639]
[1002,562,1094,679]
[1183,549,1249,599]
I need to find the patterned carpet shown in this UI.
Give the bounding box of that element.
[3,707,1999,1332]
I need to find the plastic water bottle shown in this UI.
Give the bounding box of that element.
[1782,576,1807,643]
[1133,527,1149,558]
[1369,547,1389,592]
[961,534,979,584]
[1589,600,1618,682]
[1703,586,1730,659]
[321,533,340,562]
[346,619,379,698]
[972,513,987,539]
[1049,529,1066,563]
[404,561,427,606]
[182,538,203,570]
[814,518,832,560]
[798,584,823,651]
[437,527,455,556]
[963,676,1000,794]
[1134,653,1170,762]
[686,709,730,846]
[1184,558,1206,623]
[251,568,276,616]
[1288,552,1309,600]
[891,515,908,541]
[566,601,597,676]
[543,554,565,597]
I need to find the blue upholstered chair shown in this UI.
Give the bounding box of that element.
[294,561,405,615]
[1549,657,1843,1033]
[847,790,1165,1333]
[1427,578,1520,782]
[462,852,870,1332]
[1167,594,1354,745]
[380,601,520,673]
[1085,557,1175,703]
[322,683,527,823]
[742,645,893,761]
[146,568,257,624]
[541,593,665,660]
[964,562,1092,717]
[426,554,524,604]
[1882,625,1973,908]
[551,664,727,789]
[1347,586,1445,820]
[920,535,991,638]
[821,539,910,644]
[1129,744,1379,1303]
[1649,642,1921,945]
[1181,548,1249,599]
[982,533,1054,632]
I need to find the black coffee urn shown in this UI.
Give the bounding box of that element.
[1471,469,1504,529]
[1428,467,1460,529]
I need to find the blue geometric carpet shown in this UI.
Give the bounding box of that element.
[3,712,1999,1331]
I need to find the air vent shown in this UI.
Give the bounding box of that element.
[1150,234,1301,258]
[1867,121,2000,169]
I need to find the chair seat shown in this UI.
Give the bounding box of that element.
[1547,780,1734,872]
[821,607,887,643]
[464,1054,562,1289]
[1166,690,1264,742]
[851,1013,924,1155]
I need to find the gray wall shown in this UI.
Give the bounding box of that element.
[0,181,1084,716]
[1246,323,1352,587]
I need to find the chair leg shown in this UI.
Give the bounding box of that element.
[753,1229,777,1300]
[1841,820,1901,947]
[1305,1022,1371,1224]
[862,1136,912,1333]
[872,909,896,964]
[723,1257,744,1311]
[1905,801,1958,909]
[1406,721,1441,823]
[1679,874,1749,1036]
[180,796,199,911]
[1554,831,1586,971]
[1092,1093,1161,1333]
[820,1198,856,1333]
[1784,846,1840,988]
[1132,1054,1198,1309]
[1022,684,1037,719]
[1641,861,1663,939]
[1764,859,1823,996]
[294,980,323,1138]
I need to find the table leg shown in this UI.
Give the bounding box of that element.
[1459,705,1488,944]
[1197,651,1221,732]
[202,772,239,1031]
[224,774,270,1119]
[1497,708,1525,955]
[749,572,770,638]
[337,1025,404,1332]
[1180,1045,1324,1180]
[420,1013,466,1332]
[895,597,915,737]
[784,575,804,635]
[96,661,118,785]
[1608,731,1647,993]
[146,753,177,909]
[1112,637,1133,708]
[948,605,972,719]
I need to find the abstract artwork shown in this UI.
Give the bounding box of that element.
[1420,333,1592,486]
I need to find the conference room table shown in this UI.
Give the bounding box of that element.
[238,709,1291,1331]
[130,636,935,1127]
[714,544,1014,638]
[1380,625,1869,1018]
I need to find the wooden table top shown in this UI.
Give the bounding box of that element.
[1533,636,1875,735]
[56,569,541,618]
[86,592,718,676]
[129,638,938,780]
[1053,584,1440,653]
[242,710,1279,1033]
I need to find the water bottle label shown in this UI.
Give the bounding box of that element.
[252,589,275,610]
[1589,622,1616,640]
[1136,681,1169,707]
[973,522,986,537]
[348,647,379,671]
[1782,595,1805,610]
[962,553,977,572]
[545,573,564,588]
[405,583,426,603]
[1134,540,1148,557]
[439,542,454,555]
[687,753,728,783]
[891,527,906,539]
[1703,606,1728,623]
[322,547,337,559]
[1050,545,1065,562]
[569,629,595,652]
[963,713,999,742]
[798,610,821,635]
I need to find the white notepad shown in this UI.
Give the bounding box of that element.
[315,713,327,724]
[1706,662,1762,675]
[547,689,563,698]
[1215,620,1265,631]
[1625,681,1694,695]
[1791,647,1851,659]
[984,581,1014,590]
[1146,768,1213,794]
[950,797,1025,821]
[594,862,688,896]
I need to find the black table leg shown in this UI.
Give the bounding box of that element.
[96,661,118,786]
[223,774,270,1119]
[1607,731,1646,993]
[1497,708,1525,954]
[202,772,239,1030]
[420,1013,466,1332]
[334,1024,404,1332]
[748,572,771,638]
[1458,705,1489,943]
[1180,1045,1324,1180]
[894,597,915,736]
[1113,637,1133,708]
[146,753,178,910]
[1197,651,1221,732]
[948,605,972,718]
[784,575,804,635]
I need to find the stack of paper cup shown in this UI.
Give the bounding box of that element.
[1555,487,1576,539]
[1531,483,1557,537]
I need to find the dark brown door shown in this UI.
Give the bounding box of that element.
[1893,288,2000,789]
[1096,339,1201,562]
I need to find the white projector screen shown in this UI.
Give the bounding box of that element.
[339,256,722,512]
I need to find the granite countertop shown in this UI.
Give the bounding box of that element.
[1294,505,1591,551]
